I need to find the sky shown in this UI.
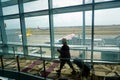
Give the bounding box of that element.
[2,0,120,29]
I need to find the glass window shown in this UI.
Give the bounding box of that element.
[95,0,113,3]
[2,5,19,15]
[94,8,120,61]
[85,0,113,4]
[25,15,50,57]
[85,11,92,41]
[53,0,82,8]
[94,8,120,46]
[24,0,48,12]
[4,19,23,55]
[81,11,92,60]
[28,46,51,58]
[4,19,22,44]
[1,0,10,2]
[54,12,83,58]
[25,15,49,44]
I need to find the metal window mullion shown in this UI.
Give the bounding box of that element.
[2,0,120,7]
[82,0,86,45]
[81,0,86,59]
[0,0,8,54]
[18,0,28,56]
[3,1,120,20]
[91,0,95,69]
[48,0,55,58]
[90,1,95,79]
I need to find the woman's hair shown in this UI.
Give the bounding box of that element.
[62,38,67,44]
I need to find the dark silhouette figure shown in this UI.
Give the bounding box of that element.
[56,38,76,77]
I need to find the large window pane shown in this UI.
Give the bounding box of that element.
[24,0,48,12]
[25,15,50,57]
[4,19,21,44]
[84,11,94,59]
[54,12,82,44]
[95,0,113,3]
[25,15,49,44]
[53,0,82,8]
[85,0,113,3]
[2,5,19,15]
[1,0,10,2]
[54,12,83,58]
[94,8,120,61]
[4,19,22,55]
[94,8,120,46]
[85,11,92,45]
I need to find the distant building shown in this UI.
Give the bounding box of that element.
[103,35,120,46]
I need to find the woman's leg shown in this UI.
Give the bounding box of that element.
[66,60,76,74]
[56,60,66,77]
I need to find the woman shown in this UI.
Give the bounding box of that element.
[57,38,76,77]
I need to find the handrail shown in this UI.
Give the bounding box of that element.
[0,43,120,62]
[1,43,119,51]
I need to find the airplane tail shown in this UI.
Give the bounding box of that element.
[26,28,32,37]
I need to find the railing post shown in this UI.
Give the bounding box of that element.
[118,45,120,61]
[85,47,88,59]
[16,55,20,72]
[40,46,42,58]
[43,59,46,79]
[12,46,15,57]
[0,55,4,69]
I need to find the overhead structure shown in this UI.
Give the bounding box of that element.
[2,1,120,20]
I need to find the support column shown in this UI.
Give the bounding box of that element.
[91,1,95,79]
[18,0,28,56]
[91,0,95,66]
[48,0,55,58]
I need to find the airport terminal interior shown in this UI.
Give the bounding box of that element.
[0,0,120,80]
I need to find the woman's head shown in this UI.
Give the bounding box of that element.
[62,38,67,44]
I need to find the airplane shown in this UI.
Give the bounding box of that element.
[55,33,76,44]
[18,28,32,41]
[37,26,49,30]
[26,28,32,37]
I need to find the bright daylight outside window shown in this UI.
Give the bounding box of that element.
[53,12,83,58]
[2,4,19,15]
[4,19,23,54]
[94,8,120,61]
[23,0,51,57]
[24,0,48,12]
[25,16,50,57]
[53,0,82,8]
[4,19,21,44]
